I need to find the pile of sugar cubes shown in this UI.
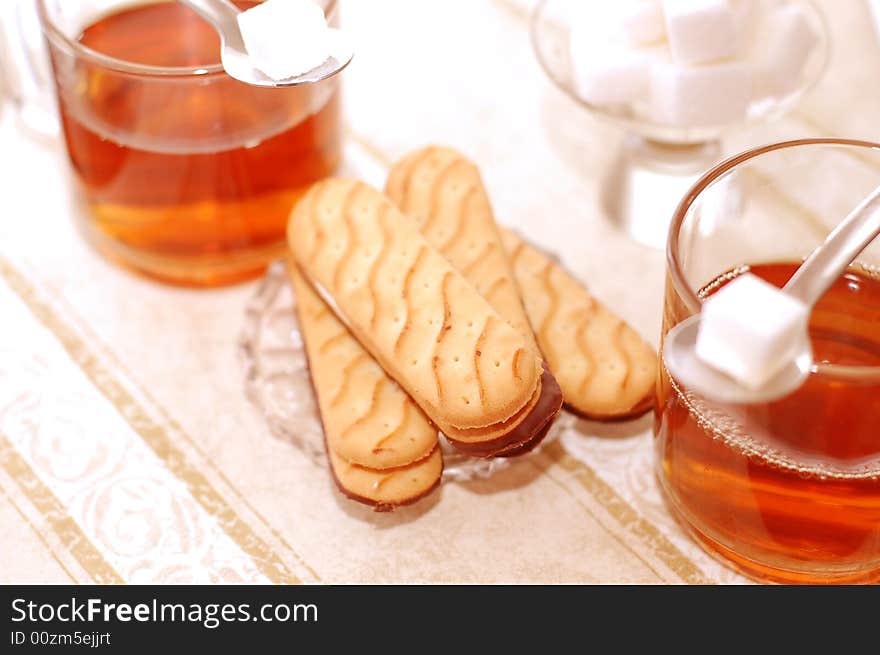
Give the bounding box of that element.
[569,0,820,127]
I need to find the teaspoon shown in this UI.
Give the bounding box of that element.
[663,182,880,404]
[178,0,353,87]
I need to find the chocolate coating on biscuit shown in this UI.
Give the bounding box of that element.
[443,363,563,458]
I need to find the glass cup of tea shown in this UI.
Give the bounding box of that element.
[32,0,342,286]
[656,139,880,584]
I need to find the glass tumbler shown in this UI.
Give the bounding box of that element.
[656,139,880,584]
[36,0,342,286]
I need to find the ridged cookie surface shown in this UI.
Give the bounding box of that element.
[291,266,438,469]
[386,146,537,350]
[288,179,541,431]
[501,230,656,419]
[327,445,443,512]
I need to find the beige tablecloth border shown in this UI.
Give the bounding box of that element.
[0,256,318,584]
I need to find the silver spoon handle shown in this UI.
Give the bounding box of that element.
[177,0,241,30]
[784,183,880,306]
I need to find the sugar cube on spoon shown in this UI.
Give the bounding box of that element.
[694,273,810,390]
[237,0,335,81]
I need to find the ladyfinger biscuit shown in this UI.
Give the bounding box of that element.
[327,445,443,512]
[290,266,438,470]
[501,230,656,419]
[385,146,537,350]
[287,178,542,435]
[443,362,561,456]
[386,148,562,454]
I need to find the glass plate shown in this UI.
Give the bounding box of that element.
[239,261,574,482]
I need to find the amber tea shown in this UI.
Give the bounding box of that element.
[656,262,880,583]
[50,1,341,285]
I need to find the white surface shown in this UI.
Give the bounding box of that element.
[664,0,740,65]
[695,273,809,389]
[238,0,332,80]
[651,58,752,125]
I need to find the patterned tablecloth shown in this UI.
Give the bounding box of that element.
[1,0,878,584]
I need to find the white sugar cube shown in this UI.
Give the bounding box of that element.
[695,273,810,389]
[651,59,752,126]
[569,1,663,42]
[618,1,667,45]
[238,0,331,81]
[749,5,819,99]
[731,0,760,52]
[664,0,739,65]
[570,37,657,107]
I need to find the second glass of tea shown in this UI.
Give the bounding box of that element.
[38,0,342,286]
[656,139,880,584]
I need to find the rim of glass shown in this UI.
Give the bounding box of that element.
[667,137,880,380]
[37,0,338,78]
